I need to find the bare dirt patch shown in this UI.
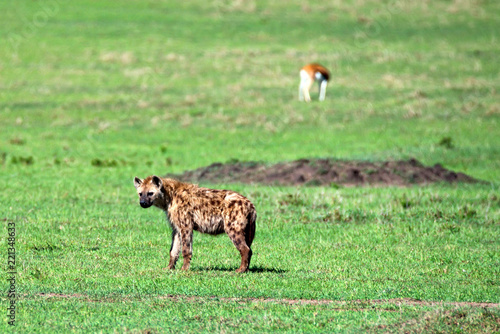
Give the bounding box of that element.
[170,158,479,187]
[33,293,499,309]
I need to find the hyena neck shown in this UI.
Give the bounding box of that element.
[154,178,181,210]
[154,187,169,210]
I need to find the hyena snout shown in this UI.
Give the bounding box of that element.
[139,199,153,208]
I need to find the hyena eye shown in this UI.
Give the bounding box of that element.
[139,192,143,196]
[147,192,154,196]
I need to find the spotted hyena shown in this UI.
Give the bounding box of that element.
[133,176,256,273]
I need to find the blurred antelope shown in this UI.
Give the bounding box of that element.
[299,63,330,102]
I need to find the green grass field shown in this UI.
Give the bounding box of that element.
[1,0,499,332]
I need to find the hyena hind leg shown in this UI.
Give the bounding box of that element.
[230,212,256,273]
[227,230,252,273]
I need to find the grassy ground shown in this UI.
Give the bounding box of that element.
[1,0,499,332]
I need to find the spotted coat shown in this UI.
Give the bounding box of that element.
[134,176,256,273]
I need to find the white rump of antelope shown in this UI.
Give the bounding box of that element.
[299,63,330,102]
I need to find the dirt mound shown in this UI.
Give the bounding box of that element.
[170,158,478,187]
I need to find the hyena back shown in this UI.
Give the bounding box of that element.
[133,175,256,273]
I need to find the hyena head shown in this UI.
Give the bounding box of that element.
[133,175,164,209]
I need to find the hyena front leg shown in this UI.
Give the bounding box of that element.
[167,230,181,269]
[180,229,193,270]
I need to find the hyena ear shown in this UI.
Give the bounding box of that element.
[134,177,143,189]
[152,175,163,189]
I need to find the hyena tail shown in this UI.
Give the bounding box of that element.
[246,210,256,248]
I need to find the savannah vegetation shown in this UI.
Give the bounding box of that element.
[1,0,499,332]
